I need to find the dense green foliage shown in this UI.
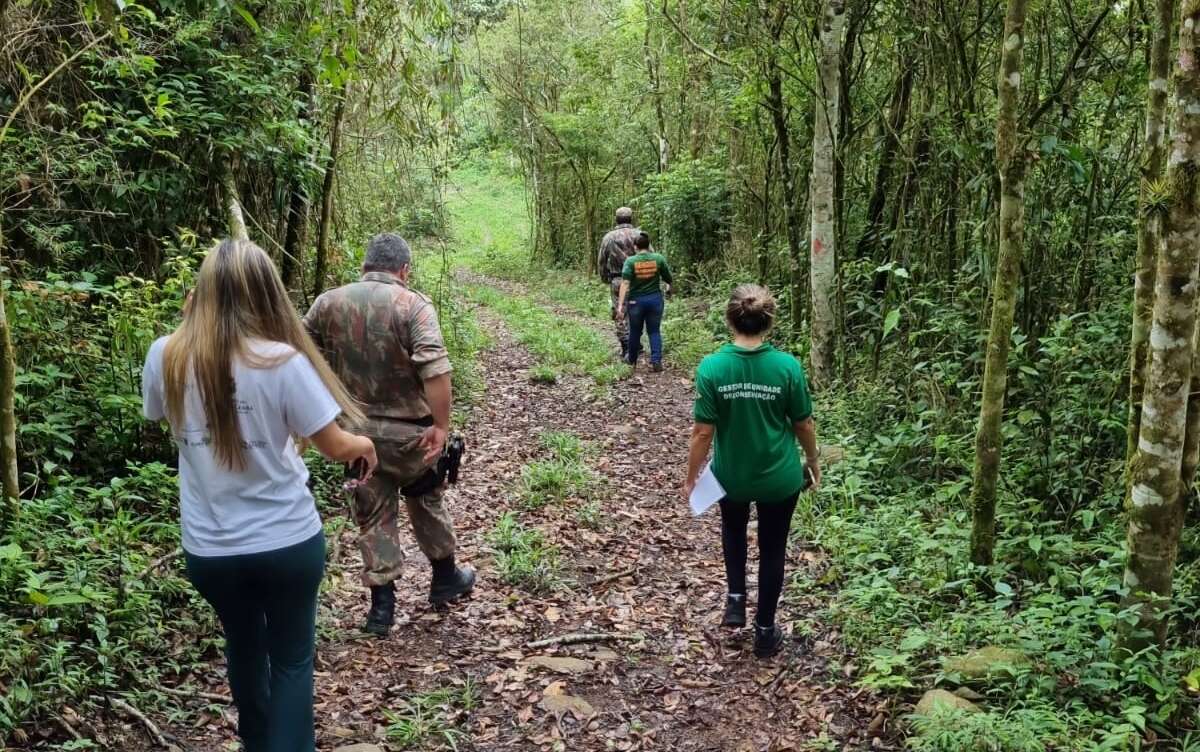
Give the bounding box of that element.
[0,0,465,743]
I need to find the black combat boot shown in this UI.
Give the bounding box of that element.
[722,593,747,628]
[651,362,664,373]
[430,556,476,605]
[753,622,784,658]
[364,582,396,636]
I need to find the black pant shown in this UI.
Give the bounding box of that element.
[185,531,326,752]
[719,495,799,627]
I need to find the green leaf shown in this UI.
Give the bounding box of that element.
[994,581,1014,597]
[882,309,900,339]
[47,593,91,607]
[233,4,261,34]
[0,543,22,560]
[1183,667,1200,693]
[27,590,50,606]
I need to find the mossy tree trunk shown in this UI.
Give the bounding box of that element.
[809,0,845,388]
[1123,0,1200,648]
[969,0,1028,566]
[1128,0,1176,465]
[0,275,17,530]
[221,156,249,242]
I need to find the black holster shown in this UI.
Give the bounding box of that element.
[401,433,466,497]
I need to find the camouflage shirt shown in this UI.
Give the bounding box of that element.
[304,272,452,424]
[597,224,641,283]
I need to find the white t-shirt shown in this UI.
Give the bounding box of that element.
[142,336,342,557]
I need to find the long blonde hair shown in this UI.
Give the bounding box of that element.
[163,238,363,471]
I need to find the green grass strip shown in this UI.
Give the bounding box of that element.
[462,282,628,385]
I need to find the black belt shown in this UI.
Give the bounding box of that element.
[369,415,434,427]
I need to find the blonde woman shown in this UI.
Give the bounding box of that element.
[142,239,376,752]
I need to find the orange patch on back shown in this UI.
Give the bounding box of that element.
[633,261,658,280]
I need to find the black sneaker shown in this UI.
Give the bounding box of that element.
[722,594,747,627]
[364,583,396,636]
[430,559,476,605]
[651,362,664,373]
[753,623,784,658]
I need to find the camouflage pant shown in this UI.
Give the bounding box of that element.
[352,422,457,587]
[610,279,628,349]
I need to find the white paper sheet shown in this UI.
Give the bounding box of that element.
[689,463,726,516]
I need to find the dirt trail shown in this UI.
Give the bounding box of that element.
[158,280,888,752]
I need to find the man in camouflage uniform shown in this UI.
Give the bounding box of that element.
[597,207,641,359]
[304,233,475,635]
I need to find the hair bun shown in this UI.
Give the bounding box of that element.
[725,284,776,336]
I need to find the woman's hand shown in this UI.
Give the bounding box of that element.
[352,435,379,481]
[311,423,378,481]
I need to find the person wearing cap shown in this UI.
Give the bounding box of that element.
[303,233,476,636]
[597,207,641,360]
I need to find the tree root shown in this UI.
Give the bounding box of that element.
[53,714,84,741]
[137,547,182,580]
[109,696,176,748]
[588,567,636,587]
[159,683,231,704]
[526,632,644,649]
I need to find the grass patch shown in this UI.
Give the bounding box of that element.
[574,499,605,530]
[383,679,479,750]
[446,160,530,280]
[539,429,585,461]
[462,282,628,384]
[517,430,599,509]
[486,513,561,593]
[438,290,493,415]
[517,459,595,510]
[529,364,559,384]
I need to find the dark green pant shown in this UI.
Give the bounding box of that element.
[185,531,326,752]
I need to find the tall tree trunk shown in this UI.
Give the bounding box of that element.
[281,72,315,287]
[1123,0,1200,648]
[221,156,249,241]
[312,87,347,299]
[856,63,915,262]
[643,0,669,172]
[766,58,804,335]
[0,275,17,530]
[968,0,1028,567]
[809,0,845,388]
[1127,0,1175,465]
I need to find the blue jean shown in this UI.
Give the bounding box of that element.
[626,291,664,365]
[185,531,326,752]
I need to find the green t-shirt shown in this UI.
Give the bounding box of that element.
[692,343,813,503]
[621,252,673,298]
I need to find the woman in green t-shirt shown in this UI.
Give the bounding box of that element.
[683,284,821,658]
